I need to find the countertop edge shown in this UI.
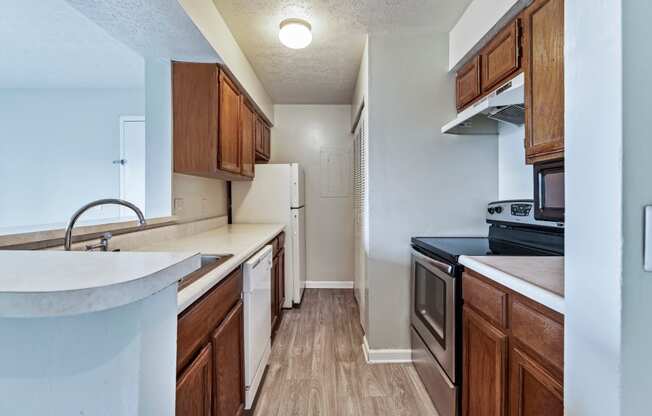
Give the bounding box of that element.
[0,253,201,318]
[458,255,565,315]
[176,224,286,314]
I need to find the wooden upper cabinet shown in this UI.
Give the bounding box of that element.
[173,62,268,180]
[523,0,565,164]
[240,98,255,178]
[255,117,271,162]
[176,343,212,416]
[172,62,219,176]
[510,347,563,416]
[462,305,508,416]
[263,124,271,159]
[218,70,242,174]
[212,300,245,416]
[456,56,482,110]
[254,117,265,157]
[481,20,521,92]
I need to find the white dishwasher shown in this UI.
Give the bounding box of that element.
[243,245,273,410]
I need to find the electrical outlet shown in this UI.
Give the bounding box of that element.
[174,198,185,213]
[201,198,209,215]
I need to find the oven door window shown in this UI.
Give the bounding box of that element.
[414,262,446,346]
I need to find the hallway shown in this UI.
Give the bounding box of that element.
[253,289,438,416]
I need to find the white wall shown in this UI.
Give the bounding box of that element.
[351,35,369,127]
[565,0,624,414]
[621,1,652,413]
[365,29,498,350]
[498,123,532,200]
[271,105,354,283]
[0,284,178,416]
[449,0,526,70]
[145,59,227,222]
[177,0,274,122]
[0,88,145,232]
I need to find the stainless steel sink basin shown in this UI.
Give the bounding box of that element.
[200,254,223,268]
[179,254,233,290]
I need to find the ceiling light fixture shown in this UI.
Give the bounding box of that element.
[279,18,312,49]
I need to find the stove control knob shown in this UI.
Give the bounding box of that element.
[488,207,495,215]
[495,206,503,214]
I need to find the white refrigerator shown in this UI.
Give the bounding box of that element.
[232,163,306,307]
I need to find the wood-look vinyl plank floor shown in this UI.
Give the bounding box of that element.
[253,289,439,416]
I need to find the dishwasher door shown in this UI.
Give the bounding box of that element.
[243,245,273,409]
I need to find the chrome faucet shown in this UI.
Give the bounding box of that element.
[64,199,146,251]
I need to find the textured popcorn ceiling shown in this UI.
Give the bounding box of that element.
[214,0,473,104]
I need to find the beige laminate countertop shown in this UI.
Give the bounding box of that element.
[135,223,285,313]
[459,256,564,314]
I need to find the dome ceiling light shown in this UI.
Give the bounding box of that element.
[278,18,312,49]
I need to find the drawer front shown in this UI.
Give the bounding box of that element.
[510,299,564,372]
[463,271,508,328]
[177,267,243,373]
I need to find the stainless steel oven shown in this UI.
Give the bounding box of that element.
[410,248,459,416]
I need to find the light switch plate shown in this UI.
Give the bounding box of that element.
[645,206,652,271]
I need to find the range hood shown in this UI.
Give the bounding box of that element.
[442,73,525,135]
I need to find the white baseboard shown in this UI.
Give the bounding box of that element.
[305,281,354,289]
[362,335,412,364]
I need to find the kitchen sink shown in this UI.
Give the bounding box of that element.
[179,254,233,290]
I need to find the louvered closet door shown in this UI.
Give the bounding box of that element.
[353,112,368,332]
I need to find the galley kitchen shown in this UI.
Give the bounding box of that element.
[0,1,648,416]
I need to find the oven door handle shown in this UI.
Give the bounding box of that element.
[412,249,453,276]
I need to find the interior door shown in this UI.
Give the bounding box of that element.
[119,117,146,217]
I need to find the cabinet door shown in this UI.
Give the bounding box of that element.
[240,99,255,178]
[510,347,563,416]
[218,71,242,174]
[211,300,245,416]
[172,62,219,176]
[254,117,265,156]
[456,55,482,110]
[176,343,212,416]
[481,20,521,92]
[523,0,564,163]
[462,305,508,416]
[278,248,285,312]
[271,254,279,334]
[263,124,271,159]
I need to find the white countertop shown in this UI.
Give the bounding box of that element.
[134,223,285,313]
[0,251,200,318]
[459,256,565,314]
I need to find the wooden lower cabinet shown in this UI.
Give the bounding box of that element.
[271,253,279,334]
[212,300,245,416]
[462,270,564,416]
[510,347,563,416]
[271,232,285,338]
[462,305,508,416]
[176,344,212,416]
[176,268,244,416]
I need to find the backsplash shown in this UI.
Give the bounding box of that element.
[498,123,533,200]
[52,216,227,252]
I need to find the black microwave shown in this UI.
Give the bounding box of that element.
[534,160,564,222]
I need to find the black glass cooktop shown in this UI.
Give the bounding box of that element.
[412,236,561,265]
